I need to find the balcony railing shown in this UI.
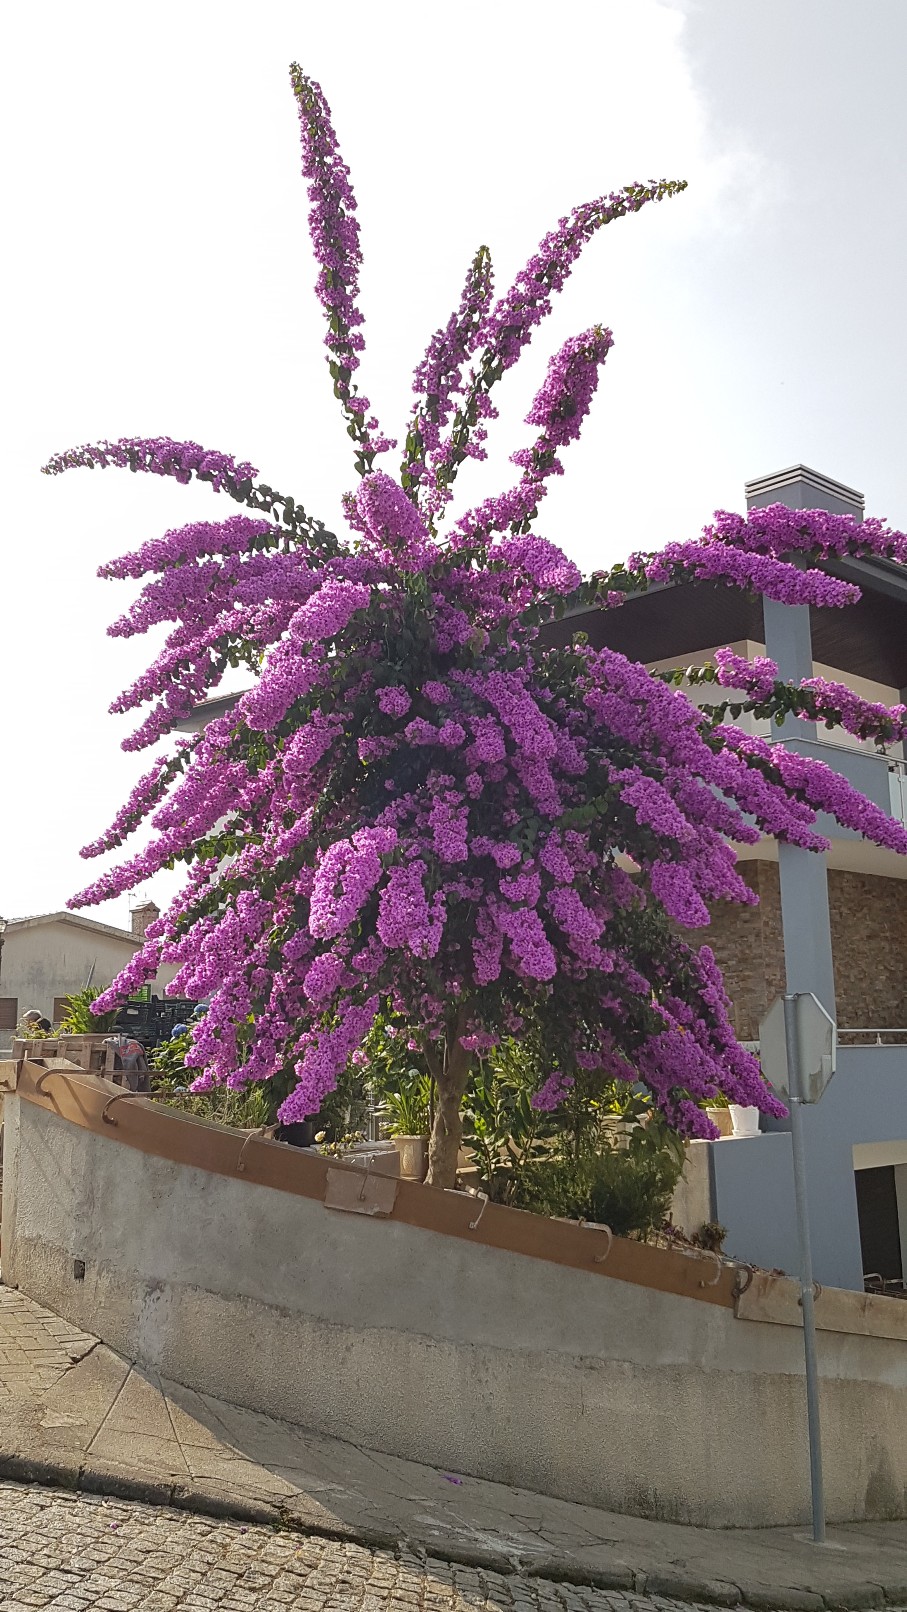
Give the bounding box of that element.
[765,737,907,831]
[741,1032,907,1053]
[837,1028,907,1047]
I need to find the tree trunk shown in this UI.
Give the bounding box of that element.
[425,1018,471,1189]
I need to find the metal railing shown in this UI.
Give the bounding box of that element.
[742,1031,907,1051]
[837,1028,907,1046]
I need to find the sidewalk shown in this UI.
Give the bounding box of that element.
[1,1285,904,1611]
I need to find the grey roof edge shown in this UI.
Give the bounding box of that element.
[173,688,249,732]
[5,911,140,945]
[744,463,864,509]
[555,549,907,624]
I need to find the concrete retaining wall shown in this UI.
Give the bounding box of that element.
[3,1074,907,1528]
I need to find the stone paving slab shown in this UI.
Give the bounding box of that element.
[0,1287,97,1399]
[1,1283,905,1609]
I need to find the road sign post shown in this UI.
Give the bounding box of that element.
[783,994,826,1544]
[758,990,837,1545]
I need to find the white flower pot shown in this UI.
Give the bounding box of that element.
[729,1104,761,1138]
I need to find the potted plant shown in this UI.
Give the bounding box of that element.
[704,1092,733,1138]
[381,1069,432,1180]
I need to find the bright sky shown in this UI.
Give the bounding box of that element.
[3,0,906,932]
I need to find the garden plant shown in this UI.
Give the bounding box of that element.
[43,67,907,1188]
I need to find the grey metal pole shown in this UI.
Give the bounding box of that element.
[783,992,826,1543]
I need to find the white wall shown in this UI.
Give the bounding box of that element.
[4,1093,907,1529]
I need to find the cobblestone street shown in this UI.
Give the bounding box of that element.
[0,1483,722,1612]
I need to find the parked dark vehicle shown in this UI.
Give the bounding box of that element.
[114,997,199,1054]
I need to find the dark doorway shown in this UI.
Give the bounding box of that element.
[855,1166,903,1283]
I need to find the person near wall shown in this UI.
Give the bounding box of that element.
[21,1009,52,1035]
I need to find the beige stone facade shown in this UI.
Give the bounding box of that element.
[827,868,907,1032]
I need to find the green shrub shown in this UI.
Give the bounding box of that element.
[510,1137,682,1241]
[55,987,122,1034]
[462,1040,685,1238]
[380,1067,432,1136]
[361,1016,432,1135]
[150,1032,269,1128]
[462,1044,557,1202]
[150,1030,195,1083]
[151,1070,273,1132]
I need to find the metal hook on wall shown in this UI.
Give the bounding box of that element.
[734,1264,755,1299]
[591,1225,613,1265]
[468,1192,489,1231]
[101,1091,145,1127]
[33,1066,83,1096]
[697,1249,722,1288]
[237,1127,267,1173]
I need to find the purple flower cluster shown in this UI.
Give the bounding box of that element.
[523,327,614,451]
[531,1070,575,1112]
[623,503,907,617]
[713,648,778,702]
[705,649,907,748]
[377,685,411,717]
[378,863,444,958]
[42,436,258,491]
[479,185,682,373]
[80,747,193,859]
[356,471,430,560]
[426,185,685,516]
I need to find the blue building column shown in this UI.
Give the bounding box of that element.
[711,467,873,1288]
[743,465,864,1019]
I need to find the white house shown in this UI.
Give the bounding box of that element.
[0,905,178,1050]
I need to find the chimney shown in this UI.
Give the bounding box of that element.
[131,900,160,939]
[744,462,864,521]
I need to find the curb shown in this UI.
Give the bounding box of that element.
[0,1453,903,1610]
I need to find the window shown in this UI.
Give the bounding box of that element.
[0,998,18,1030]
[53,998,72,1024]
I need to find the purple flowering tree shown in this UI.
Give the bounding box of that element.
[44,68,907,1188]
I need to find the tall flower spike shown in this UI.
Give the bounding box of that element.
[290,66,394,475]
[426,180,686,516]
[452,325,614,544]
[402,245,494,506]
